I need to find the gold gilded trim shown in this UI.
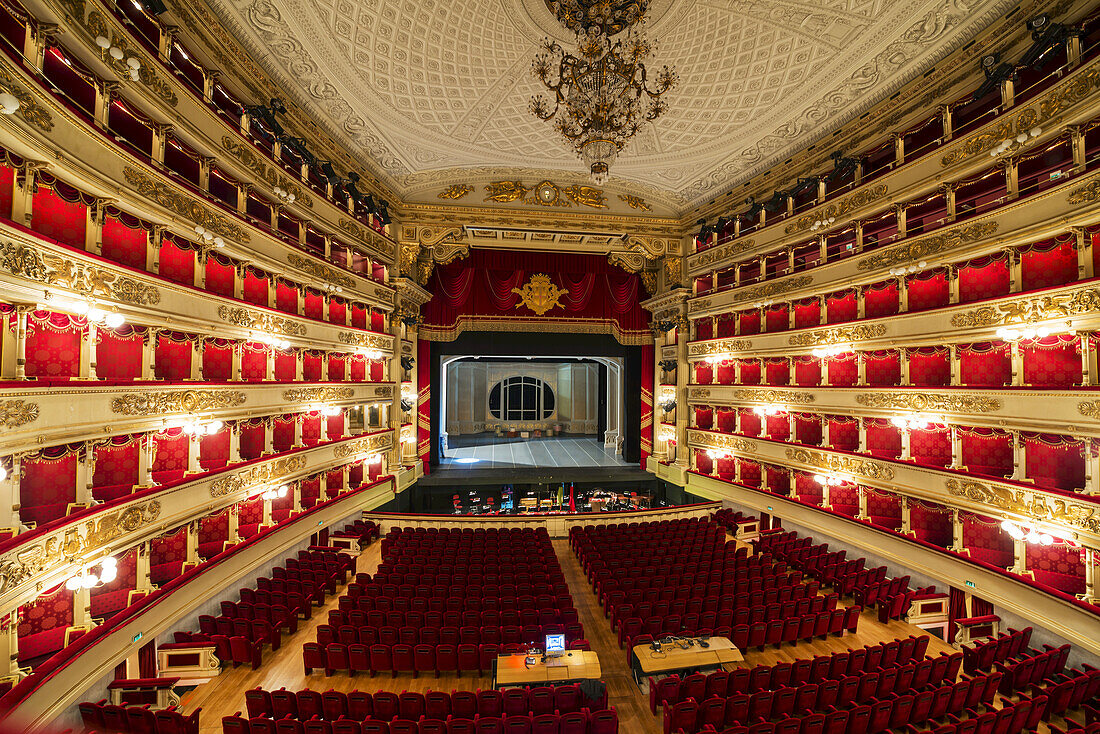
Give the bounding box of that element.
[210,455,307,498]
[945,478,1099,534]
[784,447,896,481]
[854,393,1001,413]
[0,60,52,132]
[785,184,889,235]
[687,239,757,272]
[857,221,998,271]
[950,288,1100,328]
[686,429,756,453]
[437,184,472,200]
[286,254,353,288]
[217,305,307,337]
[111,390,246,415]
[0,400,38,427]
[732,389,816,404]
[334,432,393,458]
[123,167,250,242]
[732,276,814,305]
[1077,400,1100,420]
[788,324,886,347]
[282,387,355,402]
[0,240,160,305]
[337,331,393,351]
[619,194,651,211]
[688,338,753,356]
[512,274,566,316]
[222,137,313,208]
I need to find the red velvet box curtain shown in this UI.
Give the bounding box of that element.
[826,355,856,386]
[31,179,88,249]
[958,255,1010,303]
[739,361,761,385]
[906,270,949,312]
[239,420,265,460]
[695,362,713,385]
[829,485,859,517]
[421,249,650,343]
[205,252,236,299]
[18,584,73,664]
[694,408,713,430]
[739,410,761,437]
[92,435,140,501]
[866,419,901,459]
[97,325,144,380]
[908,347,949,386]
[865,351,900,386]
[827,416,859,452]
[825,291,857,324]
[959,342,1010,386]
[1026,543,1085,595]
[766,467,790,495]
[795,472,822,505]
[863,282,898,319]
[910,500,953,547]
[694,450,713,475]
[158,235,196,287]
[1020,235,1077,292]
[794,414,822,446]
[764,359,789,385]
[101,210,150,272]
[793,299,821,328]
[21,445,78,526]
[960,428,1013,478]
[794,357,821,386]
[765,305,789,332]
[152,428,188,482]
[203,339,232,381]
[1022,335,1080,387]
[241,342,267,381]
[738,311,760,335]
[765,414,790,441]
[739,460,761,487]
[26,311,82,378]
[716,408,736,434]
[910,425,951,467]
[715,361,735,385]
[156,332,192,381]
[866,489,902,531]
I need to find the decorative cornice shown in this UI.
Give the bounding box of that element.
[686,430,756,454]
[950,288,1100,329]
[286,254,353,288]
[945,478,1099,534]
[123,167,249,243]
[209,455,307,498]
[732,276,814,305]
[111,390,247,416]
[784,447,896,481]
[732,389,816,404]
[688,387,711,400]
[854,392,1001,413]
[0,400,38,428]
[216,306,307,337]
[787,324,887,347]
[785,184,889,235]
[222,136,313,208]
[856,221,998,271]
[333,432,393,458]
[0,240,160,306]
[281,387,355,403]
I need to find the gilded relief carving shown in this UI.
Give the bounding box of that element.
[950,288,1100,328]
[124,167,250,242]
[282,387,355,402]
[209,455,307,498]
[687,430,756,453]
[687,239,757,272]
[0,241,160,305]
[785,185,889,235]
[857,222,998,271]
[687,339,752,356]
[787,324,887,346]
[732,276,814,304]
[0,400,38,427]
[945,478,1099,534]
[437,184,472,200]
[733,389,816,404]
[784,447,896,481]
[855,393,1002,413]
[86,10,178,107]
[0,61,53,132]
[337,331,393,351]
[618,194,651,211]
[286,254,353,288]
[512,274,566,316]
[483,181,608,209]
[217,305,307,336]
[111,391,247,415]
[333,432,393,458]
[222,137,313,207]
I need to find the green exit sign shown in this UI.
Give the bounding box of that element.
[132,632,143,642]
[964,580,975,588]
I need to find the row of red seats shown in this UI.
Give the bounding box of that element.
[850,573,906,608]
[675,692,1045,734]
[962,627,1033,673]
[242,684,608,722]
[328,608,579,630]
[331,520,380,546]
[368,572,565,588]
[581,543,753,578]
[607,586,823,628]
[601,573,809,614]
[831,566,889,598]
[78,701,199,734]
[198,615,288,652]
[616,594,838,641]
[225,709,617,734]
[158,633,261,670]
[994,643,1070,693]
[250,576,326,608]
[339,591,572,614]
[317,621,585,648]
[351,586,569,604]
[596,565,801,602]
[219,600,301,632]
[239,587,316,620]
[712,509,756,532]
[1022,666,1100,722]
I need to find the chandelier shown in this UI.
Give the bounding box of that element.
[530,0,677,184]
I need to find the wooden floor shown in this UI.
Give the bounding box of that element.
[181,535,1061,734]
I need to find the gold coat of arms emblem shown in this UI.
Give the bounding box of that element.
[512,274,566,316]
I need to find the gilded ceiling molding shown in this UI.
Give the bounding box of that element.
[784,185,889,235]
[0,240,160,305]
[483,181,608,209]
[0,500,160,594]
[123,167,249,243]
[732,276,814,305]
[784,447,896,481]
[856,221,998,271]
[687,239,757,273]
[945,478,1099,534]
[854,393,1002,413]
[619,195,651,211]
[286,254,353,288]
[333,432,394,458]
[216,305,307,337]
[732,389,816,404]
[209,455,307,498]
[222,137,313,208]
[0,60,53,132]
[687,430,756,454]
[417,316,652,346]
[337,331,394,351]
[282,387,355,402]
[787,324,887,346]
[942,66,1100,167]
[437,184,472,200]
[0,400,38,428]
[111,390,247,415]
[949,288,1100,328]
[399,226,469,286]
[687,338,752,356]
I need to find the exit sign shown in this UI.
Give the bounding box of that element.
[964,580,975,588]
[132,632,143,642]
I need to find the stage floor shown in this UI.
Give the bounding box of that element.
[441,435,631,469]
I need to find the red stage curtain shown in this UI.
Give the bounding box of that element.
[959,342,1010,386]
[827,417,859,451]
[765,414,790,442]
[716,408,736,433]
[864,281,899,319]
[825,290,857,324]
[302,414,321,446]
[275,280,298,313]
[203,339,232,381]
[1020,235,1077,292]
[1022,336,1080,387]
[794,414,822,446]
[739,360,761,385]
[695,362,713,385]
[239,420,265,460]
[327,354,346,381]
[243,269,270,307]
[960,428,1013,478]
[370,360,384,381]
[695,319,713,340]
[866,490,902,531]
[826,355,856,386]
[906,270,949,312]
[865,350,900,386]
[241,342,267,381]
[305,291,324,321]
[911,425,951,467]
[795,472,822,505]
[97,325,143,380]
[764,359,789,385]
[908,347,949,386]
[199,428,230,470]
[152,429,188,481]
[302,351,322,381]
[794,357,821,386]
[275,349,296,381]
[765,305,789,332]
[963,514,1013,567]
[101,214,148,272]
[26,311,82,378]
[1024,433,1085,491]
[958,255,1010,303]
[21,447,78,526]
[351,305,368,329]
[272,416,295,452]
[739,410,761,437]
[738,311,760,335]
[829,485,859,517]
[694,407,713,430]
[694,450,713,475]
[329,298,346,325]
[93,436,139,499]
[793,299,821,329]
[205,252,236,298]
[1026,543,1085,595]
[910,500,952,547]
[350,354,366,381]
[158,236,196,286]
[32,185,86,248]
[866,419,901,459]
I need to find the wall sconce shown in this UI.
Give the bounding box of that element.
[754,404,786,417]
[252,332,291,350]
[888,261,927,276]
[660,399,677,413]
[94,36,141,80]
[1000,519,1054,546]
[400,356,414,371]
[810,344,849,358]
[658,359,678,373]
[705,449,732,460]
[0,91,19,115]
[995,325,1074,342]
[65,556,117,590]
[193,225,224,248]
[989,127,1042,157]
[51,298,126,329]
[704,352,732,364]
[182,418,223,435]
[260,485,289,501]
[809,216,836,232]
[890,414,935,430]
[813,473,850,486]
[273,185,296,204]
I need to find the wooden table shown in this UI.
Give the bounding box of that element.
[494,651,602,688]
[631,637,743,680]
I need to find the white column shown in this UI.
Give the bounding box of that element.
[950,509,964,553]
[0,456,22,532]
[950,345,961,386]
[1082,548,1098,605]
[1010,341,1023,386]
[1009,536,1028,575]
[13,308,28,380]
[228,423,242,464]
[900,497,912,535]
[1011,431,1026,481]
[137,434,155,487]
[856,486,869,520]
[75,445,93,507]
[0,614,19,676]
[293,414,304,448]
[79,323,98,380]
[142,329,159,381]
[263,419,275,456]
[950,426,962,469]
[227,505,240,543]
[188,337,203,381]
[857,418,868,453]
[185,433,201,475]
[185,521,199,565]
[135,542,153,593]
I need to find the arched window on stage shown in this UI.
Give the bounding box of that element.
[489,376,555,421]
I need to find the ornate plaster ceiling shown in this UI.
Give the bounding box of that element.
[206,0,1018,208]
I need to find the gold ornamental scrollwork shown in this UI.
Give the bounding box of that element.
[688,299,712,314]
[950,288,1100,329]
[85,10,177,107]
[282,387,355,403]
[111,390,247,416]
[784,447,896,482]
[0,500,161,595]
[0,241,160,306]
[857,221,998,271]
[854,393,1002,413]
[222,137,312,208]
[944,478,1100,534]
[217,306,307,337]
[788,324,887,347]
[1067,179,1100,204]
[437,184,472,200]
[0,400,38,427]
[334,432,393,458]
[124,167,250,243]
[619,194,651,211]
[732,276,814,305]
[286,254,353,288]
[687,239,757,273]
[688,388,710,400]
[732,389,816,404]
[209,455,307,498]
[512,274,566,316]
[686,429,756,454]
[785,185,889,235]
[0,60,53,132]
[338,331,394,352]
[483,181,608,209]
[1078,400,1100,420]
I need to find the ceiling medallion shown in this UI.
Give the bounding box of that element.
[512,274,567,315]
[483,180,609,209]
[530,0,677,185]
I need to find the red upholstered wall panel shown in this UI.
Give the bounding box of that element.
[241,343,267,381]
[158,238,195,286]
[866,420,901,459]
[794,357,821,386]
[96,326,143,380]
[156,334,192,381]
[1022,336,1080,387]
[826,356,856,386]
[825,291,857,324]
[960,429,1013,478]
[827,417,859,451]
[26,311,81,378]
[203,340,232,381]
[739,361,761,385]
[910,501,953,547]
[275,349,297,381]
[239,421,265,460]
[32,187,86,248]
[959,343,1010,386]
[205,253,236,298]
[865,351,900,386]
[738,410,761,437]
[101,216,148,271]
[910,426,951,467]
[908,348,950,386]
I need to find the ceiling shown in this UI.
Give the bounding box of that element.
[206,0,1018,209]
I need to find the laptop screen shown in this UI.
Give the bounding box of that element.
[545,634,565,653]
